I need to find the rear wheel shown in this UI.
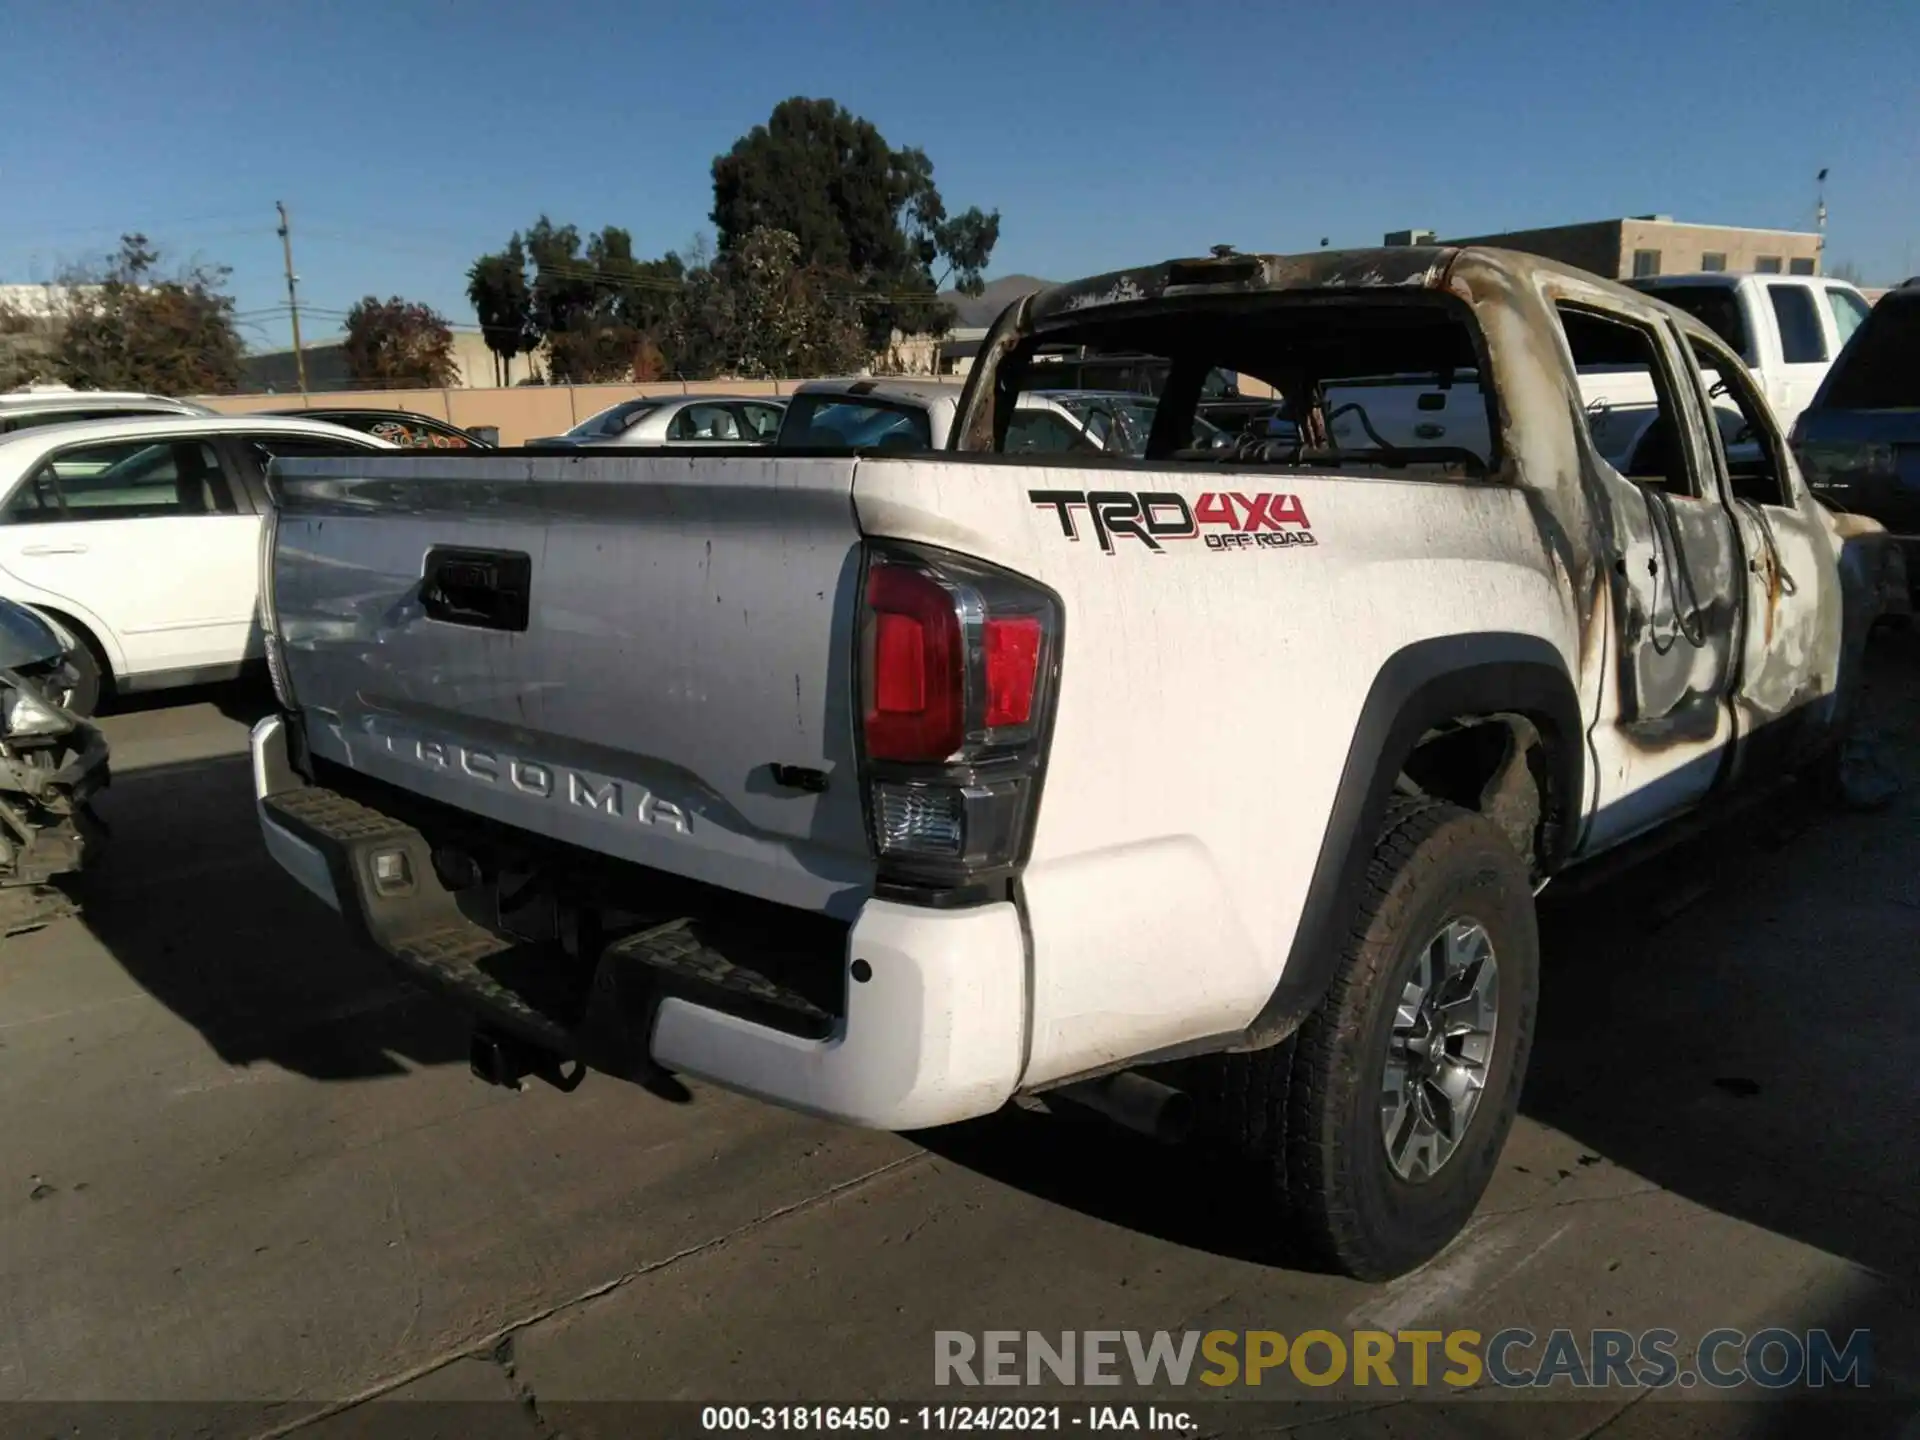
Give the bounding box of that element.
[1199,798,1539,1280]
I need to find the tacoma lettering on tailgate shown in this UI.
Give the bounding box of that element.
[369,727,693,834]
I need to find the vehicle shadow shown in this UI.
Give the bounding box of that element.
[78,748,468,1081]
[100,670,276,727]
[917,625,1920,1286]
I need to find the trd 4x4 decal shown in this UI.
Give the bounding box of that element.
[1029,489,1315,555]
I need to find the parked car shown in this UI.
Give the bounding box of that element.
[1793,280,1920,600]
[0,390,214,435]
[0,414,394,713]
[262,408,493,449]
[529,395,787,447]
[0,595,108,938]
[1300,272,1877,474]
[775,378,1140,453]
[250,244,1896,1282]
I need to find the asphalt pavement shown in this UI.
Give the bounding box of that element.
[2,637,1918,1440]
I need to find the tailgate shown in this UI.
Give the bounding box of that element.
[269,452,873,917]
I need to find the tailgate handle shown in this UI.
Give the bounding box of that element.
[421,547,532,632]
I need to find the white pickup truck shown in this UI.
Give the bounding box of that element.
[1324,271,1874,472]
[250,245,1900,1281]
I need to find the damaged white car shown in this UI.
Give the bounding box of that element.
[0,598,107,936]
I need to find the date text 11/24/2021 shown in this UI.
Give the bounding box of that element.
[701,1406,1194,1432]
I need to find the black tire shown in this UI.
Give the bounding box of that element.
[57,634,107,718]
[1200,798,1539,1280]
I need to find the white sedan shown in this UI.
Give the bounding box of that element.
[0,414,394,713]
[530,394,787,446]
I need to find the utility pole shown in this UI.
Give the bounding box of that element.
[276,201,308,394]
[1815,168,1829,269]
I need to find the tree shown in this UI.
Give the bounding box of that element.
[469,220,686,383]
[49,235,242,395]
[668,227,867,380]
[467,236,535,386]
[710,98,1000,346]
[343,296,458,388]
[1829,260,1866,286]
[536,221,685,382]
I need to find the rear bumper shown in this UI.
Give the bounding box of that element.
[250,714,1026,1130]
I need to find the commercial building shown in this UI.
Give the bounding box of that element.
[1387,216,1823,279]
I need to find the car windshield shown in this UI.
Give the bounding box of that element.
[778,396,934,450]
[564,400,662,439]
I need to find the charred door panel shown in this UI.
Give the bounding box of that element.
[1689,326,1847,786]
[1577,311,1744,853]
[1729,498,1836,779]
[1614,485,1743,739]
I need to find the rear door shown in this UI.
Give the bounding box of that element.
[0,434,260,677]
[270,452,875,917]
[1687,333,1839,780]
[1559,304,1745,852]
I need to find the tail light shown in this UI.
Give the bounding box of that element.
[858,542,1062,902]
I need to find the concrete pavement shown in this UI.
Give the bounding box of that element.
[1,641,1917,1439]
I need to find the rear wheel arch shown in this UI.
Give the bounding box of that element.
[1242,632,1581,1049]
[24,605,114,715]
[23,604,118,674]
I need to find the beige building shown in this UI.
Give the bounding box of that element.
[1388,216,1823,280]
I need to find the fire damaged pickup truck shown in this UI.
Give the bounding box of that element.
[250,247,1899,1280]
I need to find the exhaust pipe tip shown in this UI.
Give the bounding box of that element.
[1049,1070,1194,1144]
[1157,1090,1196,1145]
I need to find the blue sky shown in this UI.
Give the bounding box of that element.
[4,0,1915,354]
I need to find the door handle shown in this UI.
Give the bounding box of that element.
[420,546,531,632]
[19,543,87,556]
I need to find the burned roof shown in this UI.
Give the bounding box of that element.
[1027,247,1456,326]
[1020,245,1732,352]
